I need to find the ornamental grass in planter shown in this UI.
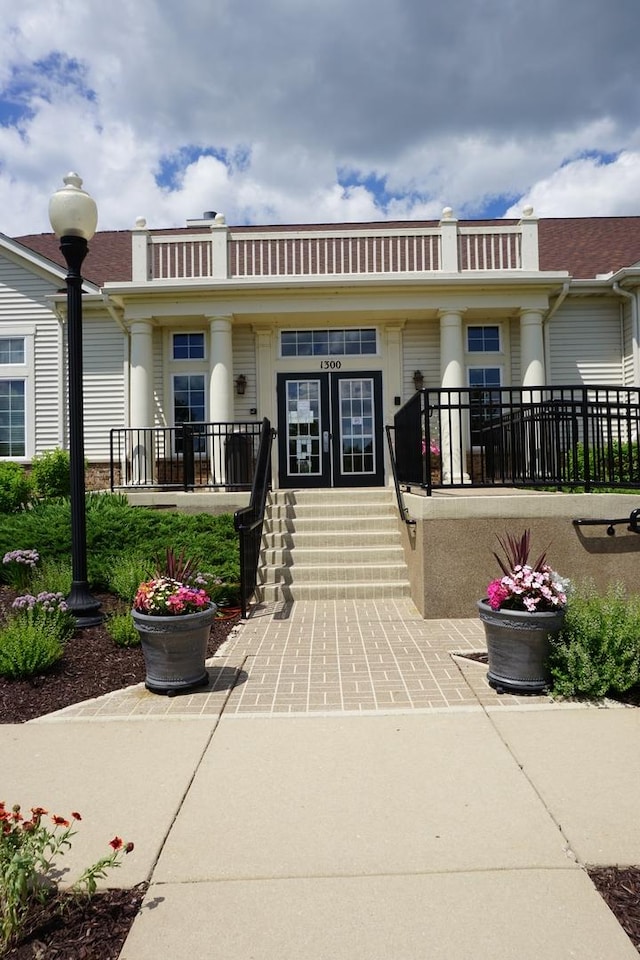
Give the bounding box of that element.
[477,530,570,694]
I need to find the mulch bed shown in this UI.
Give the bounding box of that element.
[0,585,241,958]
[588,867,640,952]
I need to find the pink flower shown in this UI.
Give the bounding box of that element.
[487,579,510,610]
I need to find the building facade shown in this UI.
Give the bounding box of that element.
[3,208,640,490]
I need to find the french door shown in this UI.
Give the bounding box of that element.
[277,371,383,488]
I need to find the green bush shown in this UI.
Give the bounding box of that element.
[29,558,73,597]
[107,554,155,603]
[565,440,640,488]
[106,612,140,648]
[0,620,63,679]
[30,448,71,499]
[0,494,240,590]
[549,582,640,698]
[0,463,31,514]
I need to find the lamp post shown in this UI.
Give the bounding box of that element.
[49,173,103,627]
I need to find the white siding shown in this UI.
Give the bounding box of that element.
[0,256,62,457]
[547,297,623,385]
[82,317,126,459]
[621,299,635,385]
[402,318,439,401]
[508,317,521,385]
[152,328,165,425]
[232,324,257,420]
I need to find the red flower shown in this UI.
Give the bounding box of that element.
[71,811,82,821]
[31,806,48,818]
[125,841,134,854]
[51,814,70,827]
[109,836,123,851]
[22,820,35,833]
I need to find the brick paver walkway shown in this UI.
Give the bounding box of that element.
[37,600,558,722]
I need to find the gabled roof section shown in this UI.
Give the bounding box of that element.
[12,230,132,287]
[538,217,640,279]
[12,215,640,285]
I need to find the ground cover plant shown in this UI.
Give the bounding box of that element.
[549,582,640,699]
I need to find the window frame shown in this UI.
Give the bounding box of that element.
[0,330,34,461]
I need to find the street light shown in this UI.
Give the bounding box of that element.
[49,173,103,627]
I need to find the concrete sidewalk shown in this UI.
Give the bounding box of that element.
[4,601,639,958]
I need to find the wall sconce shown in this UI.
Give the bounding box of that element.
[413,370,424,391]
[235,374,247,396]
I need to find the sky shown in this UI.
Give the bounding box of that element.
[0,0,639,236]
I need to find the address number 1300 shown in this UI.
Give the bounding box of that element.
[320,360,342,369]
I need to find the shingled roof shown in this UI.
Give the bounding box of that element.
[13,216,640,286]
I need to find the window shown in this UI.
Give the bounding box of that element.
[469,367,502,446]
[0,338,25,364]
[0,336,29,458]
[173,333,205,360]
[467,325,500,353]
[173,374,205,423]
[0,380,26,457]
[281,328,377,357]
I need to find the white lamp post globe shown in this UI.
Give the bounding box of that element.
[48,172,98,240]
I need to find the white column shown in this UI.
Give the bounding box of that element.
[439,309,467,483]
[129,320,154,483]
[208,315,234,482]
[520,309,546,387]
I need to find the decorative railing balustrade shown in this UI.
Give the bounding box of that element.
[131,213,539,281]
[109,421,263,491]
[393,385,640,494]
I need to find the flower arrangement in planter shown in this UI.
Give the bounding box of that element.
[478,530,570,694]
[131,549,217,695]
[486,530,570,613]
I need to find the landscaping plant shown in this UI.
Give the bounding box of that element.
[549,582,640,698]
[106,612,140,647]
[0,462,31,514]
[0,593,75,680]
[0,800,133,950]
[30,448,71,499]
[2,549,39,591]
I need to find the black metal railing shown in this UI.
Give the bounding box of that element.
[110,422,263,491]
[385,425,416,525]
[233,418,276,618]
[394,385,640,494]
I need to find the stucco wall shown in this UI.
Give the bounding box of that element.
[401,492,640,618]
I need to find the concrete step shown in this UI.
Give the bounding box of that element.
[266,502,396,520]
[261,530,403,549]
[268,488,395,506]
[260,546,406,566]
[264,515,400,534]
[259,562,409,585]
[257,581,412,601]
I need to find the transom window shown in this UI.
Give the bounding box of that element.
[0,380,25,457]
[173,333,205,360]
[0,338,25,364]
[467,325,500,353]
[281,328,377,357]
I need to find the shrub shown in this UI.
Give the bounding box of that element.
[29,558,73,597]
[0,593,75,680]
[0,463,31,514]
[30,448,71,499]
[549,582,640,698]
[106,554,155,603]
[1,550,39,590]
[106,612,140,647]
[0,619,64,680]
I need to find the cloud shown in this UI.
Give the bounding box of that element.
[0,0,638,234]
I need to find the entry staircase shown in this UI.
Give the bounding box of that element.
[258,488,411,601]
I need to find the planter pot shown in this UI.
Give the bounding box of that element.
[132,603,217,695]
[477,600,566,694]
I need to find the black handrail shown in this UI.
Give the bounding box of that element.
[385,425,416,526]
[573,508,640,536]
[233,418,276,618]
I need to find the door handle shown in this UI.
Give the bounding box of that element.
[323,431,330,452]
